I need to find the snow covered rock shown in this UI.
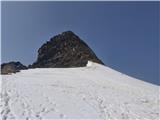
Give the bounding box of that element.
[1,62,159,120]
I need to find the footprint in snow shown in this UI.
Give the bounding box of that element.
[59,113,65,118]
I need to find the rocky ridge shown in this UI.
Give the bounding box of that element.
[31,31,104,68]
[1,31,104,74]
[1,61,27,74]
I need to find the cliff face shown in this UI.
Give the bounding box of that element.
[31,31,104,68]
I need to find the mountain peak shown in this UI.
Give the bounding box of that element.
[50,31,79,42]
[31,31,104,68]
[61,30,75,36]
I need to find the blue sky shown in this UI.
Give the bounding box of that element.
[1,1,159,85]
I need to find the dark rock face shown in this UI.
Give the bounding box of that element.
[31,31,104,68]
[1,61,27,74]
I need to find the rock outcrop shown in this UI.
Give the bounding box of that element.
[1,61,27,74]
[31,31,104,68]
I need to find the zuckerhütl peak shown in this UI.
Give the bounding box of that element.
[31,31,104,68]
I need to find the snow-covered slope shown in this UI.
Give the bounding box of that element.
[1,62,159,120]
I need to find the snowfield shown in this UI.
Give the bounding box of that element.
[0,62,159,120]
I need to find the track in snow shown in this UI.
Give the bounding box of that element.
[0,62,159,120]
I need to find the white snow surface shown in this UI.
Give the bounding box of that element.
[86,61,93,67]
[0,62,159,120]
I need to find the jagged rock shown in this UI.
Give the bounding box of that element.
[31,31,104,68]
[1,61,27,74]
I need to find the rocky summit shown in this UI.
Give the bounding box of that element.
[31,31,104,68]
[1,61,27,74]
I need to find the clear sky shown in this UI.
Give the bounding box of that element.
[1,1,159,85]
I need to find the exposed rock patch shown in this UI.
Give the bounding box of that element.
[1,61,27,74]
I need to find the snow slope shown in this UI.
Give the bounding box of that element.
[0,62,159,120]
